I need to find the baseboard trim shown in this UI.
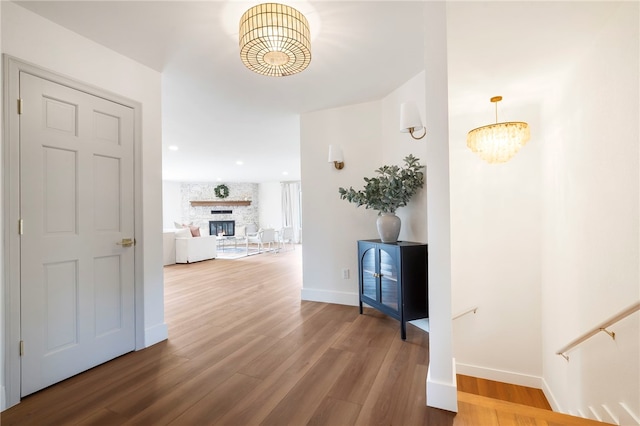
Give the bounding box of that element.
[143,322,168,348]
[456,362,542,389]
[300,288,359,306]
[619,402,640,425]
[1,385,6,411]
[427,361,458,412]
[541,376,562,412]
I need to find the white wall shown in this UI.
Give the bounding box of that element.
[1,2,167,409]
[449,100,543,386]
[300,101,383,305]
[162,181,182,229]
[422,1,457,412]
[0,0,4,410]
[540,2,639,420]
[300,69,427,306]
[381,71,428,244]
[446,1,638,421]
[259,181,282,230]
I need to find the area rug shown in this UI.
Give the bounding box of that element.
[216,246,271,259]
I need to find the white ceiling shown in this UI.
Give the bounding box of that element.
[13,1,620,183]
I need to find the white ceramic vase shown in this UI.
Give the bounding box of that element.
[376,212,401,243]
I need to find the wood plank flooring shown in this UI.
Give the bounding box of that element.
[1,248,609,425]
[457,375,551,410]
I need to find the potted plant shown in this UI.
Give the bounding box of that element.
[338,154,425,242]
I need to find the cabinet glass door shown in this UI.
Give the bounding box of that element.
[379,249,398,310]
[361,248,377,300]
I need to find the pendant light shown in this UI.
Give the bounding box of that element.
[466,96,530,163]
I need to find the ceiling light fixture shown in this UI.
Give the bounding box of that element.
[239,3,311,77]
[466,96,530,164]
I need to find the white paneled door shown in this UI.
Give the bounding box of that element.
[19,72,135,397]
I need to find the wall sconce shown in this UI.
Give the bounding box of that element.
[328,145,344,170]
[400,101,426,140]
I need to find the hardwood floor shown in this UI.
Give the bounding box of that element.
[2,248,609,425]
[457,375,551,411]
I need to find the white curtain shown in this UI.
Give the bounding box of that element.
[281,181,302,243]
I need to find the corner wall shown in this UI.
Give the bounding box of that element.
[423,1,457,412]
[449,100,543,386]
[540,3,639,419]
[300,72,427,306]
[445,2,640,397]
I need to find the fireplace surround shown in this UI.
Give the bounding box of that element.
[209,220,235,236]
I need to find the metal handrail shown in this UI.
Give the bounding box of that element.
[452,306,478,320]
[556,300,640,361]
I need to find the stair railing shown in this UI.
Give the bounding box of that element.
[556,300,640,361]
[452,306,478,320]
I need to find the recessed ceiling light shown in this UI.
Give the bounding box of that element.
[236,161,244,166]
[168,145,179,151]
[216,177,222,182]
[282,171,289,176]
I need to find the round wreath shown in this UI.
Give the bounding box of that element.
[214,184,230,199]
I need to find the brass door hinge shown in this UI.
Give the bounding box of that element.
[18,219,23,235]
[17,99,23,115]
[19,340,24,356]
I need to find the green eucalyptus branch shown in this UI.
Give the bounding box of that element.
[338,155,425,214]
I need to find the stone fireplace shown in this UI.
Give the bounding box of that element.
[181,182,259,234]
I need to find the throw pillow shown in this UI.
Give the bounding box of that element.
[189,226,201,237]
[235,225,246,237]
[175,227,192,238]
[174,221,192,229]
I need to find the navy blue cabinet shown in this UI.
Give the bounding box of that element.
[358,240,428,339]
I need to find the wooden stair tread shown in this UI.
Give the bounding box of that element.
[457,391,614,426]
[457,374,551,410]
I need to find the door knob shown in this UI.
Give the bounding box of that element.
[116,238,135,247]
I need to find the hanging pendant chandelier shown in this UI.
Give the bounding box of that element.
[466,96,530,164]
[239,3,311,77]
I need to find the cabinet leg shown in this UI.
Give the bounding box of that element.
[401,322,406,340]
[359,301,363,315]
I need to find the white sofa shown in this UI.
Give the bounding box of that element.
[172,227,217,263]
[163,230,177,265]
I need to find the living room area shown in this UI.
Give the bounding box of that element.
[0,0,637,422]
[162,180,301,263]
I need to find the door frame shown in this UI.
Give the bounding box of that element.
[2,55,145,409]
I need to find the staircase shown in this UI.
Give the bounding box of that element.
[456,375,613,425]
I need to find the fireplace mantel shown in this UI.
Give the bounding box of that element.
[190,200,251,207]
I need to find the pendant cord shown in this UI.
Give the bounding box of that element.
[490,95,503,124]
